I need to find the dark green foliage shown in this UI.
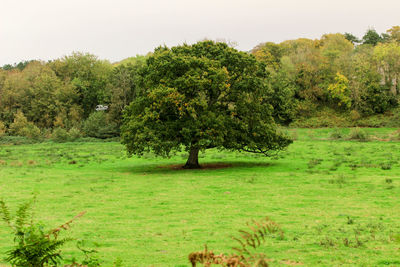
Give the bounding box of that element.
[357,74,396,115]
[121,41,292,168]
[5,224,70,267]
[362,29,383,46]
[83,112,118,139]
[2,60,36,71]
[267,70,296,125]
[344,33,360,45]
[381,163,392,170]
[109,58,145,128]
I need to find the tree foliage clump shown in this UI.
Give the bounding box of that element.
[328,72,351,109]
[8,110,41,139]
[0,120,6,137]
[83,111,118,139]
[121,41,292,168]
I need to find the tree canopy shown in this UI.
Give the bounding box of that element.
[121,41,292,168]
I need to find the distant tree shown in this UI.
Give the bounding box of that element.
[109,58,145,127]
[0,69,30,124]
[2,64,13,71]
[252,42,283,70]
[114,55,148,67]
[49,52,113,118]
[121,41,292,168]
[8,110,41,138]
[362,28,383,46]
[83,111,118,139]
[279,38,326,103]
[373,42,400,95]
[344,33,360,45]
[387,26,400,42]
[1,60,35,71]
[327,72,351,109]
[267,69,296,125]
[351,46,395,114]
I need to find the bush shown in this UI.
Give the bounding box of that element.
[83,112,118,139]
[52,127,70,142]
[349,110,361,121]
[68,127,82,141]
[20,123,42,139]
[329,128,344,140]
[8,111,41,139]
[0,121,6,137]
[8,110,29,136]
[0,198,86,267]
[389,129,400,141]
[348,127,369,141]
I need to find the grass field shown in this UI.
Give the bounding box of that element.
[0,128,399,266]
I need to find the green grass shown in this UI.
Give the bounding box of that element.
[0,128,400,266]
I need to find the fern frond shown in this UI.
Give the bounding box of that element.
[15,200,32,230]
[0,200,12,228]
[47,211,86,239]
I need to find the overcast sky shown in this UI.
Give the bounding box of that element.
[1,0,399,65]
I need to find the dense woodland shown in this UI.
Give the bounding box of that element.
[1,26,400,140]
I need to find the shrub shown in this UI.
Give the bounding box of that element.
[348,127,369,141]
[19,123,42,139]
[8,111,41,139]
[381,163,392,170]
[308,158,323,169]
[52,127,70,142]
[39,128,52,139]
[8,110,29,136]
[349,110,361,121]
[0,198,86,267]
[389,129,400,141]
[68,127,82,141]
[83,111,118,139]
[0,120,6,137]
[329,128,344,140]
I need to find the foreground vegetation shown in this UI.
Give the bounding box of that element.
[0,128,399,266]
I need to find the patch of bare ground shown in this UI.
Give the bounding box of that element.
[158,162,233,170]
[280,260,304,265]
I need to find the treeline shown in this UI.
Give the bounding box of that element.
[0,26,399,140]
[251,26,400,126]
[0,53,146,139]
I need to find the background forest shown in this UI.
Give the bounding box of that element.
[1,26,400,140]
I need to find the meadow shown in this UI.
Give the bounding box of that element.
[0,128,399,266]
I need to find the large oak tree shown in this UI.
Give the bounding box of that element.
[121,41,292,168]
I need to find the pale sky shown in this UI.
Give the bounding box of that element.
[1,0,399,65]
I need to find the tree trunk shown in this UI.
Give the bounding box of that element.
[184,147,200,169]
